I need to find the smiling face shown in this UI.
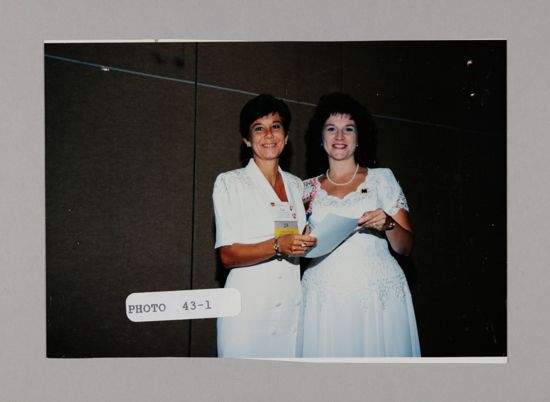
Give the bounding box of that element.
[243,112,288,162]
[322,113,358,162]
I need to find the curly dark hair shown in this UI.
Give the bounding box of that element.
[239,94,291,140]
[305,92,377,176]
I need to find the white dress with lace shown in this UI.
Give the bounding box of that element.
[299,168,420,357]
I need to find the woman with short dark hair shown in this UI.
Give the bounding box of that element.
[300,93,420,357]
[213,94,316,358]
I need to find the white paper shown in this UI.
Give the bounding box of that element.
[304,213,359,258]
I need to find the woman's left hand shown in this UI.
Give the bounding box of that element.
[357,209,394,231]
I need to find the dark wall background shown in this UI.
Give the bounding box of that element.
[45,41,506,357]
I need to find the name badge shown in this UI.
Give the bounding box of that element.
[271,202,299,237]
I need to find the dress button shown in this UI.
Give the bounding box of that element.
[291,327,297,334]
[271,329,277,335]
[277,274,283,280]
[275,302,282,307]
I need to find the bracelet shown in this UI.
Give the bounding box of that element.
[273,237,283,261]
[386,219,396,231]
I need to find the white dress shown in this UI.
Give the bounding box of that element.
[299,168,420,357]
[213,159,307,358]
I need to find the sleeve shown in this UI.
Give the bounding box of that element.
[212,173,241,249]
[302,177,319,217]
[292,176,306,232]
[302,177,319,203]
[379,169,409,216]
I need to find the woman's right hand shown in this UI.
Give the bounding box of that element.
[277,233,317,256]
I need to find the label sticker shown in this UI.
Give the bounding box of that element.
[271,202,296,221]
[274,220,299,236]
[271,202,299,237]
[126,288,241,322]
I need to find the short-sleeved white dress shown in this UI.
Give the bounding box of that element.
[299,168,420,357]
[213,159,307,358]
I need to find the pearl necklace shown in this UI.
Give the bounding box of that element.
[326,164,360,186]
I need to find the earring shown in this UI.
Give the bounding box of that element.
[246,143,251,148]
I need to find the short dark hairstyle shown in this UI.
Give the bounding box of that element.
[239,94,292,139]
[305,92,377,175]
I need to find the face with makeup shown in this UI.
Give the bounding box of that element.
[321,113,358,162]
[243,112,288,162]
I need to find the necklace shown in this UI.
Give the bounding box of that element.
[326,164,360,186]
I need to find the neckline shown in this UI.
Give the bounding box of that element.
[317,168,371,201]
[246,158,289,203]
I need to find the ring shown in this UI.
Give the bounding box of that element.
[300,242,307,248]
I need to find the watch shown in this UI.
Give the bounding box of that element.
[273,237,283,261]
